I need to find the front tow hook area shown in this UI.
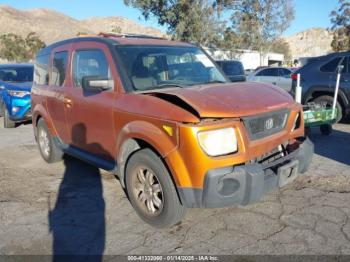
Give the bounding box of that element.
[278,159,299,187]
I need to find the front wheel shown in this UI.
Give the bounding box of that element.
[4,106,16,128]
[36,118,63,163]
[125,148,186,228]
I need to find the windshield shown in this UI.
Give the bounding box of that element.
[115,46,227,91]
[0,66,33,83]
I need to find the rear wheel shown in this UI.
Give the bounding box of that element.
[313,95,343,123]
[125,148,186,228]
[36,118,63,163]
[3,106,16,128]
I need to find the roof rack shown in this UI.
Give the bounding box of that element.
[98,32,166,40]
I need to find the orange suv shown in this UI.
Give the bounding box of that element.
[31,34,313,227]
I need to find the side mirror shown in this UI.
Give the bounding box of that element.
[285,74,291,78]
[82,76,114,92]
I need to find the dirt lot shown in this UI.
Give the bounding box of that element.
[0,119,350,255]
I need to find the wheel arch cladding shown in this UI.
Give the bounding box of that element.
[32,104,58,137]
[116,121,178,188]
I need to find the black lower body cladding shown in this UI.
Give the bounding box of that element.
[178,138,314,208]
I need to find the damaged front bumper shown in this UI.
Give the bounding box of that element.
[178,138,314,208]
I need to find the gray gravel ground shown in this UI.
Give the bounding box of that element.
[0,119,350,255]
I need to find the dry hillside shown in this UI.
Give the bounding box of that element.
[0,5,164,44]
[0,5,335,59]
[283,28,334,59]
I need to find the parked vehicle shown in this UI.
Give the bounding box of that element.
[247,67,293,92]
[31,34,313,228]
[0,64,33,128]
[291,51,350,122]
[215,60,246,82]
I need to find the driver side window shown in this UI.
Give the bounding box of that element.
[72,49,111,87]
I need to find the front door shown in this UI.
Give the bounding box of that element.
[65,42,118,161]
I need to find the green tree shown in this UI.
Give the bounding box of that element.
[111,25,122,34]
[228,0,294,56]
[330,0,350,51]
[25,32,46,59]
[124,0,224,46]
[0,32,45,62]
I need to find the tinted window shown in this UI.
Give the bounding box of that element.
[72,49,111,87]
[115,46,226,91]
[221,61,244,75]
[256,68,279,77]
[34,54,50,85]
[320,57,342,73]
[51,51,68,86]
[0,66,33,83]
[279,68,292,76]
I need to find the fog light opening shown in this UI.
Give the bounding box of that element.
[217,178,240,197]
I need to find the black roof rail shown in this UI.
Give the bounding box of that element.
[98,32,166,40]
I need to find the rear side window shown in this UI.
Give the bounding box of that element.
[72,49,111,87]
[256,68,279,77]
[279,68,292,77]
[34,54,50,85]
[320,57,342,73]
[51,51,68,87]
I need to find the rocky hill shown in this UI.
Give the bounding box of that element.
[283,28,334,59]
[0,5,335,59]
[0,5,164,44]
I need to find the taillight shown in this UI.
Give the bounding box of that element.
[291,73,298,81]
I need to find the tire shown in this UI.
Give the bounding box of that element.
[125,148,186,228]
[36,118,63,163]
[320,124,332,136]
[4,106,16,128]
[313,95,343,123]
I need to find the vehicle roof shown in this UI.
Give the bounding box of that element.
[307,51,350,62]
[0,63,33,68]
[255,66,291,71]
[37,35,196,57]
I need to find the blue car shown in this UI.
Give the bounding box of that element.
[0,64,33,128]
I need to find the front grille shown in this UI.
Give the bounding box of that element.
[243,109,290,140]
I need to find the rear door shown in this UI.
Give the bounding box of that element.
[278,68,293,91]
[45,44,71,143]
[65,42,118,161]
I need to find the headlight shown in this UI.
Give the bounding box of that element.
[197,127,237,156]
[7,90,30,98]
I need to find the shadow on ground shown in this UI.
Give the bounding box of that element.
[308,126,350,166]
[48,156,105,261]
[48,123,110,261]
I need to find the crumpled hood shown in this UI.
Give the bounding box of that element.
[147,82,295,118]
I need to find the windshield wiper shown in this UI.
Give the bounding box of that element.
[203,80,227,84]
[153,83,184,89]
